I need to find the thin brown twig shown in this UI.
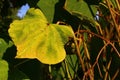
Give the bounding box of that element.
[82,43,108,80]
[79,30,120,57]
[78,30,120,79]
[82,66,94,80]
[83,43,109,80]
[92,42,109,68]
[112,69,120,80]
[111,8,120,16]
[79,30,111,43]
[115,0,120,10]
[97,63,103,78]
[73,33,86,73]
[105,0,120,38]
[109,43,120,57]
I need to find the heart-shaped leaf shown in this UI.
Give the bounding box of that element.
[8,8,74,64]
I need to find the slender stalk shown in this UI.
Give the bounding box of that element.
[104,58,112,80]
[93,43,109,68]
[115,0,120,10]
[83,41,90,60]
[79,30,111,43]
[109,43,120,57]
[64,60,72,80]
[112,69,120,80]
[97,63,103,78]
[73,33,86,73]
[14,59,30,68]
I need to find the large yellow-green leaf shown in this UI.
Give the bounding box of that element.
[8,8,74,64]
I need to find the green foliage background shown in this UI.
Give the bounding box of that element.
[0,0,120,80]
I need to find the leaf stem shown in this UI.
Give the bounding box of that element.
[64,59,72,80]
[14,59,30,68]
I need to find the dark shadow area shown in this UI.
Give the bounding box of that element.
[3,45,49,80]
[89,36,104,64]
[84,0,101,5]
[2,45,16,63]
[88,36,104,79]
[18,59,49,80]
[0,0,11,17]
[109,43,120,79]
[10,0,39,7]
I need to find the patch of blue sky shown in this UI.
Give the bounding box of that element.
[94,11,99,21]
[17,3,30,18]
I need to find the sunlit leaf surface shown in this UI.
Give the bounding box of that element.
[9,8,74,64]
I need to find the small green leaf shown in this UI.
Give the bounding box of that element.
[37,0,59,22]
[0,60,9,80]
[0,38,13,59]
[0,38,8,59]
[9,8,74,64]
